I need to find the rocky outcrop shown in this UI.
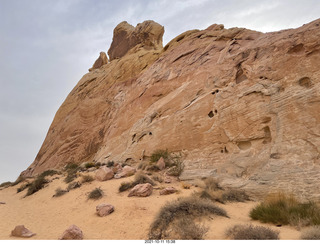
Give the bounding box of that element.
[89,52,108,71]
[59,225,83,240]
[95,166,114,181]
[11,225,36,238]
[22,19,320,200]
[108,20,164,61]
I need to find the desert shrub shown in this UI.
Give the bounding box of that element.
[203,177,223,191]
[65,163,78,170]
[39,169,59,178]
[301,226,320,240]
[225,224,279,240]
[54,187,68,197]
[81,174,94,183]
[172,216,209,240]
[148,196,228,239]
[0,181,12,188]
[152,174,163,183]
[84,162,95,169]
[88,187,103,200]
[17,183,31,193]
[118,172,156,192]
[67,181,81,191]
[107,161,114,167]
[25,175,48,196]
[64,164,80,183]
[221,189,250,203]
[150,149,170,163]
[11,176,25,186]
[166,160,184,176]
[250,193,320,227]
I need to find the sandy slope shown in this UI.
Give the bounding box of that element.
[0,173,302,240]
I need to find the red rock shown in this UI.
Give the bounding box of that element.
[95,166,114,181]
[156,157,165,170]
[114,165,136,179]
[59,225,83,240]
[11,225,36,238]
[128,183,153,197]
[159,187,177,195]
[89,51,108,71]
[96,203,115,217]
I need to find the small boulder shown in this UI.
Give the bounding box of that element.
[128,183,153,197]
[114,165,136,179]
[59,225,83,240]
[11,225,36,238]
[95,166,114,181]
[156,157,166,170]
[112,163,122,173]
[96,203,115,217]
[159,187,177,195]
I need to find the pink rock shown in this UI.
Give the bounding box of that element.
[11,225,36,238]
[128,183,153,197]
[95,166,114,181]
[59,225,83,240]
[96,203,115,217]
[156,157,166,170]
[159,187,178,195]
[114,165,136,179]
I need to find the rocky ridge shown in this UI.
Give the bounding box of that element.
[21,19,320,200]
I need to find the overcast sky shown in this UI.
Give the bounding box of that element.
[0,0,319,183]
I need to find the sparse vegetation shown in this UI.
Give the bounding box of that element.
[11,176,25,186]
[301,226,320,240]
[84,162,95,169]
[17,183,31,193]
[148,196,228,239]
[39,169,59,178]
[166,159,184,176]
[171,216,209,240]
[225,224,279,240]
[81,174,94,183]
[88,187,104,200]
[25,175,48,196]
[250,192,320,227]
[0,181,12,188]
[150,149,170,164]
[54,187,68,197]
[67,181,81,191]
[107,161,115,167]
[119,172,155,192]
[64,163,80,183]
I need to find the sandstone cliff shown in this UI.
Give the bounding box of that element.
[22,19,320,200]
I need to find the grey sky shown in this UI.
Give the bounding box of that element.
[0,0,319,182]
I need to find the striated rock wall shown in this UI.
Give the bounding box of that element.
[22,19,320,200]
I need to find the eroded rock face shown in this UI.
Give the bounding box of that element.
[22,19,320,200]
[108,20,164,61]
[89,52,108,71]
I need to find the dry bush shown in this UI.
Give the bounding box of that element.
[64,164,80,183]
[148,196,228,239]
[225,224,279,240]
[84,162,95,169]
[25,175,48,196]
[81,174,94,183]
[250,192,320,227]
[119,172,155,192]
[150,149,170,164]
[171,216,209,240]
[0,181,12,188]
[221,189,250,203]
[301,226,320,240]
[151,174,163,183]
[39,169,59,177]
[88,187,103,200]
[54,187,68,197]
[203,177,223,191]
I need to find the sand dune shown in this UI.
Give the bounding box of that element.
[0,174,302,240]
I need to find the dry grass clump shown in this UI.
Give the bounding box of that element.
[150,149,170,164]
[54,187,68,197]
[64,163,80,183]
[171,216,209,240]
[0,181,13,188]
[301,226,320,240]
[225,224,279,240]
[84,162,95,169]
[25,175,48,196]
[119,172,155,192]
[81,174,94,183]
[249,192,320,227]
[88,187,104,200]
[39,169,59,177]
[195,177,249,204]
[17,182,31,193]
[148,196,228,239]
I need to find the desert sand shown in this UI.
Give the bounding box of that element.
[0,173,303,240]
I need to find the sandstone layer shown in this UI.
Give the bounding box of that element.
[22,19,320,200]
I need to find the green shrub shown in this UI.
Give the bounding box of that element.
[17,183,31,193]
[118,172,155,192]
[88,187,103,200]
[150,149,170,163]
[85,162,95,169]
[107,161,114,167]
[148,196,228,239]
[119,182,133,192]
[65,163,78,170]
[39,169,59,178]
[250,193,320,227]
[225,224,279,240]
[166,160,184,176]
[25,176,48,196]
[301,226,320,240]
[11,176,25,186]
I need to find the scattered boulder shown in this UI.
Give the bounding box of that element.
[112,163,122,174]
[95,166,114,181]
[67,181,81,190]
[11,225,36,238]
[128,183,153,197]
[96,203,115,217]
[89,51,108,71]
[159,187,177,195]
[114,165,136,179]
[156,157,166,170]
[59,225,83,240]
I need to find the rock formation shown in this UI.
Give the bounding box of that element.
[89,52,108,71]
[21,19,320,200]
